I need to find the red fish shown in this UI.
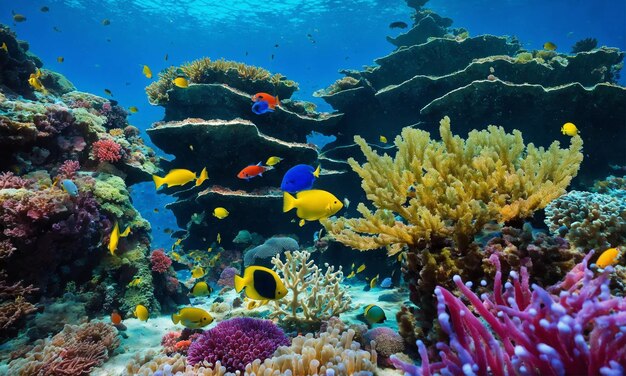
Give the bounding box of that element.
[111,311,122,325]
[252,92,279,110]
[237,162,272,180]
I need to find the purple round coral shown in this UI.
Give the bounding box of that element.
[187,317,289,372]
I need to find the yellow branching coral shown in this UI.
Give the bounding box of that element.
[323,116,583,253]
[269,251,351,330]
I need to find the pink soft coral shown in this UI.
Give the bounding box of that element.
[57,160,81,179]
[92,139,122,162]
[150,249,172,273]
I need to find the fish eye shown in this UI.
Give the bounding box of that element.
[203,317,207,321]
[334,201,337,204]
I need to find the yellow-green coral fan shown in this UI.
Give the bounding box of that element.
[323,116,583,253]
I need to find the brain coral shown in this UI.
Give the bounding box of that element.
[243,236,299,267]
[186,317,289,372]
[545,190,626,251]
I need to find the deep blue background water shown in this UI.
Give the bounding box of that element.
[2,0,625,249]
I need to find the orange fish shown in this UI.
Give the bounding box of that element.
[252,92,279,109]
[237,162,272,180]
[111,311,122,325]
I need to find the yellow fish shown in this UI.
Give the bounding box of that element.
[370,274,379,289]
[13,14,27,22]
[265,156,283,166]
[191,281,212,297]
[191,266,205,279]
[142,65,152,79]
[133,304,149,321]
[561,122,579,136]
[356,264,366,273]
[244,297,269,310]
[172,307,213,329]
[171,252,181,261]
[596,248,619,268]
[57,56,64,63]
[208,253,221,267]
[543,41,557,51]
[172,76,189,88]
[351,263,355,270]
[195,167,208,186]
[379,135,387,143]
[0,42,7,53]
[364,304,386,324]
[108,222,131,255]
[28,69,47,94]
[346,271,355,279]
[299,219,305,227]
[213,207,229,219]
[128,278,141,287]
[234,265,288,300]
[128,106,138,113]
[216,233,221,244]
[283,189,343,221]
[175,238,182,246]
[207,247,213,252]
[153,169,198,189]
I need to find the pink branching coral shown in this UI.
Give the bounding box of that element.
[91,138,122,162]
[391,251,626,376]
[187,317,290,372]
[57,160,81,179]
[161,331,182,355]
[150,249,172,273]
[0,172,31,189]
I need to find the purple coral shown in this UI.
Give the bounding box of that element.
[33,107,75,137]
[391,251,626,376]
[217,266,238,287]
[150,249,172,273]
[364,327,405,367]
[187,317,290,372]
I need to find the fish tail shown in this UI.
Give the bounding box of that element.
[313,165,321,178]
[171,313,180,324]
[120,226,131,237]
[283,192,297,213]
[234,274,246,293]
[153,175,166,189]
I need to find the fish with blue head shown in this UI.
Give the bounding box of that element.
[280,164,320,193]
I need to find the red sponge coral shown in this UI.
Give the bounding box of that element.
[150,249,172,273]
[92,139,122,162]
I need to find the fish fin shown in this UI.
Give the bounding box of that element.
[153,175,166,189]
[256,161,262,166]
[234,274,246,293]
[120,226,131,237]
[313,165,321,178]
[171,313,180,324]
[283,192,297,213]
[52,178,59,188]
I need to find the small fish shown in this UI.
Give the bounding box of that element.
[281,164,320,193]
[283,189,343,221]
[172,307,213,329]
[128,278,141,287]
[356,264,366,273]
[110,311,122,325]
[104,88,113,96]
[189,145,194,151]
[213,207,229,219]
[28,69,47,93]
[596,248,620,268]
[172,76,189,88]
[40,6,50,12]
[251,100,273,115]
[380,277,392,288]
[343,197,350,208]
[265,156,283,166]
[164,53,168,61]
[191,281,212,297]
[274,44,279,48]
[191,266,205,279]
[543,41,557,51]
[561,122,579,136]
[234,265,288,300]
[195,167,208,186]
[128,106,138,113]
[252,93,280,109]
[142,65,152,79]
[174,238,182,245]
[61,179,78,197]
[171,252,181,261]
[0,43,7,53]
[52,26,61,32]
[271,54,274,60]
[299,219,306,227]
[364,304,386,325]
[379,135,388,143]
[237,162,272,180]
[208,253,221,267]
[389,21,408,29]
[163,228,173,234]
[102,19,111,26]
[57,56,64,63]
[133,304,149,321]
[207,247,213,253]
[370,274,379,289]
[108,222,131,256]
[153,169,198,189]
[346,271,355,279]
[12,13,27,22]
[351,263,355,270]
[216,233,221,244]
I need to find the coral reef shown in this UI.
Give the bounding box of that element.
[187,317,290,372]
[269,250,351,331]
[545,190,626,251]
[571,37,598,53]
[217,266,238,288]
[92,138,123,162]
[391,251,626,375]
[363,327,405,367]
[323,116,583,253]
[151,249,173,273]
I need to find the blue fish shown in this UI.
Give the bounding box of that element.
[251,100,273,115]
[380,277,392,288]
[280,164,321,193]
[61,179,79,197]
